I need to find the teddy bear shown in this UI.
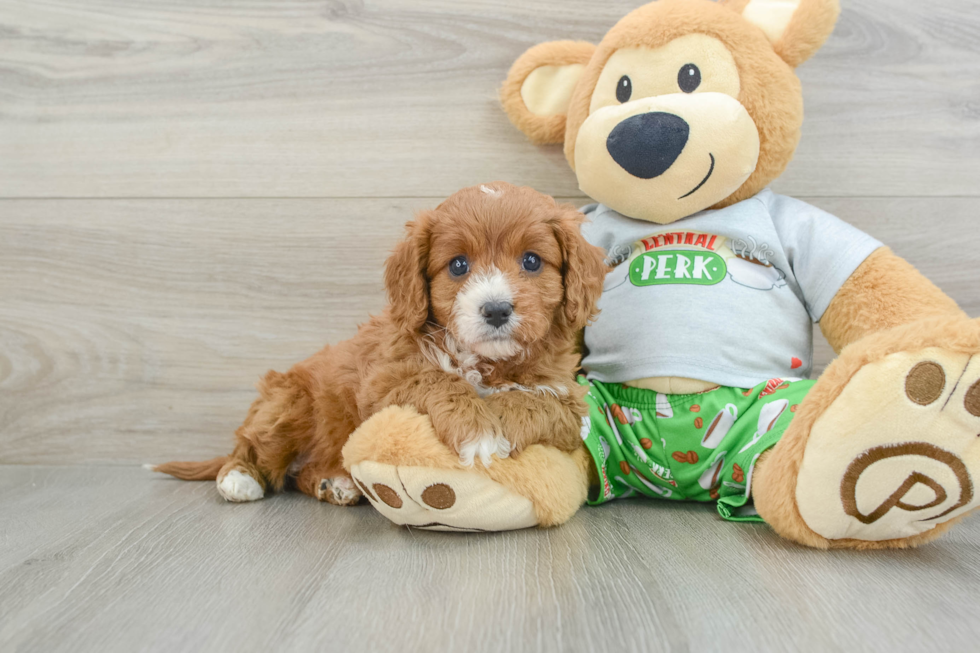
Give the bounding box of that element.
[342,0,980,549]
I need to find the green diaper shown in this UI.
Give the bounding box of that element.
[579,376,815,522]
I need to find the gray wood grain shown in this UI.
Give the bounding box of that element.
[0,0,978,199]
[2,1,980,650]
[0,465,978,653]
[2,196,978,465]
[0,197,416,465]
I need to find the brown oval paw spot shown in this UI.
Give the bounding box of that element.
[964,379,980,417]
[373,483,402,508]
[905,361,946,406]
[421,483,456,509]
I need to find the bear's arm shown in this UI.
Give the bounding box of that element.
[818,247,965,353]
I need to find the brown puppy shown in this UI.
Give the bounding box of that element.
[151,183,608,504]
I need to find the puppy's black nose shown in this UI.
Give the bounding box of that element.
[481,301,513,328]
[606,112,690,179]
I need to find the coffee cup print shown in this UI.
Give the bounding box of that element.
[629,407,642,424]
[632,443,649,464]
[758,398,789,434]
[630,466,673,498]
[580,415,592,441]
[656,393,673,419]
[611,476,636,499]
[698,452,727,490]
[603,405,623,445]
[727,253,787,290]
[701,404,738,449]
[738,399,790,454]
[610,404,643,426]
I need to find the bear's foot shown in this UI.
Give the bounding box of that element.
[798,347,980,541]
[756,317,980,548]
[342,406,591,532]
[350,462,538,531]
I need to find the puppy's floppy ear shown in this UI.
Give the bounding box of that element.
[551,205,609,331]
[384,213,431,333]
[720,0,840,67]
[501,41,596,145]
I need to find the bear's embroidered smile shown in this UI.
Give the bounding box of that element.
[679,153,716,200]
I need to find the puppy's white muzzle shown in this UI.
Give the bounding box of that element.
[452,267,521,360]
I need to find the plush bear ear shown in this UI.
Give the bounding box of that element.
[721,0,840,67]
[500,41,596,145]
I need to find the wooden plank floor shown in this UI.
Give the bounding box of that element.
[2,466,980,653]
[2,0,980,650]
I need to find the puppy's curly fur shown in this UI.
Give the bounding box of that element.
[152,183,609,504]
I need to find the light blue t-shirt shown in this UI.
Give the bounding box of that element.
[580,189,882,388]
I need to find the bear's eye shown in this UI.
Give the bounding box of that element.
[678,64,701,93]
[521,251,542,273]
[616,75,632,103]
[448,255,469,278]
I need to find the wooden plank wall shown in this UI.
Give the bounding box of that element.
[2,0,979,464]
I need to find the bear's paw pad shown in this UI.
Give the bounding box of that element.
[349,461,538,532]
[797,347,980,541]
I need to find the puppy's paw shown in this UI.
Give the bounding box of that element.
[431,405,506,466]
[317,476,362,506]
[458,431,514,467]
[216,470,264,502]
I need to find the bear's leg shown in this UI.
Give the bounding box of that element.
[342,406,592,531]
[754,317,980,549]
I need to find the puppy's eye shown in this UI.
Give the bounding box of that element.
[616,75,632,103]
[448,255,469,278]
[521,252,542,273]
[678,64,701,93]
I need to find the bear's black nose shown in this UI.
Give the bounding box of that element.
[606,112,690,179]
[481,301,513,328]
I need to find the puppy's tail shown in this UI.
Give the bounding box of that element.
[145,456,228,481]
